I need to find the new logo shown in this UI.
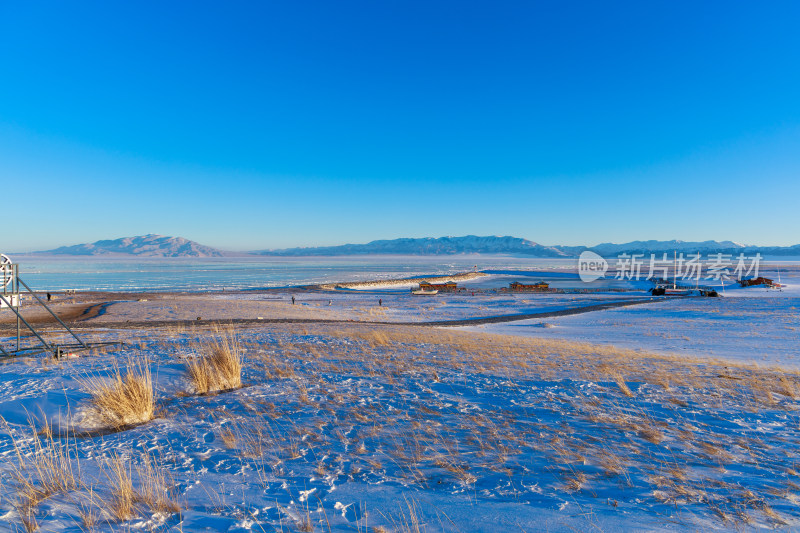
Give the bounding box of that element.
[578,251,608,282]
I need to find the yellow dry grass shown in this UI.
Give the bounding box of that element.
[186,328,243,394]
[105,454,135,521]
[18,317,797,530]
[79,357,154,428]
[134,453,182,515]
[1,415,181,530]
[1,416,78,520]
[104,452,180,522]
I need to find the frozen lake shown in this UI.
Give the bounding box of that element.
[10,255,581,292]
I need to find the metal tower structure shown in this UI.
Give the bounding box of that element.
[0,254,117,357]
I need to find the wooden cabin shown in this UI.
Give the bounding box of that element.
[739,276,775,287]
[509,281,550,292]
[418,281,458,292]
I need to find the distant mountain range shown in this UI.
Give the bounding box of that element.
[578,240,800,257]
[255,236,800,257]
[255,236,567,257]
[34,234,228,258]
[24,234,800,258]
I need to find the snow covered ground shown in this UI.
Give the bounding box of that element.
[462,268,800,369]
[2,325,800,532]
[76,288,652,326]
[1,265,798,532]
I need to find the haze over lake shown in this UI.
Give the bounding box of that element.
[12,255,575,292]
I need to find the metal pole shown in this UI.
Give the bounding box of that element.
[16,277,88,348]
[0,294,51,351]
[11,265,22,351]
[16,266,20,351]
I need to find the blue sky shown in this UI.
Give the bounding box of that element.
[2,1,799,251]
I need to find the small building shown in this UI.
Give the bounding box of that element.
[739,276,775,287]
[509,281,549,292]
[419,281,458,292]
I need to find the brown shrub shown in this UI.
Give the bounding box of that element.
[80,358,154,428]
[186,329,242,394]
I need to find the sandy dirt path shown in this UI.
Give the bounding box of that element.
[0,291,666,333]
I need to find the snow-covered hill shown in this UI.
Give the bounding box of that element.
[255,235,570,256]
[37,234,227,257]
[587,239,746,256]
[585,240,800,257]
[29,234,800,258]
[255,236,800,257]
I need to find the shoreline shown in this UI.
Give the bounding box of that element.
[13,271,489,296]
[314,270,487,290]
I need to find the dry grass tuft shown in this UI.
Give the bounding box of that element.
[105,454,135,521]
[80,357,154,428]
[380,497,425,533]
[295,510,314,532]
[135,453,181,514]
[2,412,179,529]
[777,376,797,399]
[2,417,79,520]
[219,425,237,448]
[564,471,588,492]
[613,374,634,397]
[77,488,104,530]
[104,452,180,521]
[186,329,243,394]
[19,509,38,533]
[638,427,664,445]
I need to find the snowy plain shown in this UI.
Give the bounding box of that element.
[460,267,800,369]
[1,259,799,532]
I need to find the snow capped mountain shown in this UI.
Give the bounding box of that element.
[255,235,570,257]
[257,236,800,257]
[29,235,800,258]
[38,234,227,257]
[587,240,748,257]
[584,240,800,257]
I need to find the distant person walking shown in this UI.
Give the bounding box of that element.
[46,292,51,302]
[379,298,382,306]
[291,296,295,305]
